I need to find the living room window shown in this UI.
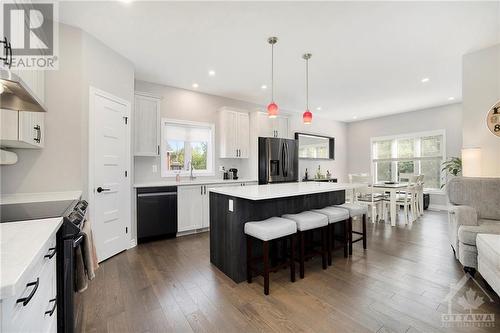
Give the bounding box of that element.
[160,119,215,177]
[371,130,445,190]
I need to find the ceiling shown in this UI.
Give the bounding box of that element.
[59,1,500,122]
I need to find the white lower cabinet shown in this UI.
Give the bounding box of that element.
[0,109,45,149]
[177,181,257,234]
[1,235,57,333]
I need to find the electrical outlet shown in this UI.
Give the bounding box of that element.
[228,199,233,212]
[152,164,158,173]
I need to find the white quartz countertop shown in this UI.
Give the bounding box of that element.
[134,178,258,188]
[0,217,63,299]
[0,190,82,205]
[209,182,361,200]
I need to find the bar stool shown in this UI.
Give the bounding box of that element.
[282,211,328,279]
[335,203,368,255]
[312,206,350,265]
[245,217,297,295]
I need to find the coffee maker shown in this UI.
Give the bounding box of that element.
[229,168,238,180]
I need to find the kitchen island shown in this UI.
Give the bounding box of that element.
[209,182,359,282]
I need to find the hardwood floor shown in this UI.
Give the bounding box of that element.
[76,211,500,333]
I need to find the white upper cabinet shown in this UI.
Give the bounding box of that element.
[257,112,289,139]
[218,107,249,158]
[0,109,45,149]
[134,93,160,156]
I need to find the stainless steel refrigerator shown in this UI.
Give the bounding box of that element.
[258,137,298,184]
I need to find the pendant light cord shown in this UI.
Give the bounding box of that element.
[305,57,309,110]
[271,43,274,102]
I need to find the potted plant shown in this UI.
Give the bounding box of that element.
[441,157,462,188]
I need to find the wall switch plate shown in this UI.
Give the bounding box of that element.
[152,164,158,173]
[228,199,233,212]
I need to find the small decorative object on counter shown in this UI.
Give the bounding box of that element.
[175,172,181,182]
[316,165,322,179]
[326,170,331,179]
[304,168,309,181]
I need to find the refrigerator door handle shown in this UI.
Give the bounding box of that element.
[282,142,288,177]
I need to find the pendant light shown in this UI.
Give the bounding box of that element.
[302,53,313,124]
[267,37,279,118]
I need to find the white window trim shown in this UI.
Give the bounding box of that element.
[160,118,215,177]
[369,129,447,190]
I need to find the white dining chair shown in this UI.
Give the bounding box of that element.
[351,174,385,223]
[383,181,418,225]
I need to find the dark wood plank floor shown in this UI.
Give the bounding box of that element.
[76,211,500,333]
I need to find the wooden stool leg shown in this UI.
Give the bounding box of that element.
[263,241,269,295]
[362,214,367,250]
[348,217,353,255]
[299,231,305,279]
[290,234,296,282]
[343,219,348,258]
[327,224,332,266]
[246,236,252,283]
[321,226,327,269]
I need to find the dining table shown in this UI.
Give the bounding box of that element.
[372,182,409,226]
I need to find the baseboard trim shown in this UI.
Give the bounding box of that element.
[428,204,448,212]
[129,238,137,248]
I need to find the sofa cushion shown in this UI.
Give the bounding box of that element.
[447,177,500,220]
[458,221,500,246]
[477,234,500,270]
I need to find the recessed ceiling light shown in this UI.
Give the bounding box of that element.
[421,77,430,83]
[448,96,455,101]
[192,83,199,88]
[316,107,322,111]
[208,70,215,76]
[352,116,358,120]
[261,84,267,90]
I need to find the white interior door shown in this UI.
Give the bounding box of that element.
[91,89,130,262]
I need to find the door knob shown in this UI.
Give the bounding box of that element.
[96,187,110,193]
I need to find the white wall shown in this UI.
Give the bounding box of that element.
[346,103,463,207]
[462,44,500,177]
[133,80,349,183]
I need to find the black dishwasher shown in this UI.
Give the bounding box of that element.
[137,186,177,242]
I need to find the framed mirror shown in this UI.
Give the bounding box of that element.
[295,133,335,160]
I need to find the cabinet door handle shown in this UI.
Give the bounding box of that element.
[201,186,203,195]
[45,298,57,316]
[34,125,41,143]
[16,278,39,306]
[44,247,56,259]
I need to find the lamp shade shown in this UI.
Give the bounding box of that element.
[303,110,312,124]
[462,148,482,177]
[267,102,278,118]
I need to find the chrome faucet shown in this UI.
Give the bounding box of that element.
[188,161,196,180]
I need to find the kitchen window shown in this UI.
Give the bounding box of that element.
[371,130,446,190]
[160,119,214,177]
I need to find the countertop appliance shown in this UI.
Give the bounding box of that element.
[229,168,238,180]
[258,137,298,184]
[137,186,178,242]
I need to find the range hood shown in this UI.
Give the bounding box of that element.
[0,69,47,113]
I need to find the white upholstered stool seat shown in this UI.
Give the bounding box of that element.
[282,211,328,231]
[336,203,368,217]
[244,217,297,241]
[313,207,349,224]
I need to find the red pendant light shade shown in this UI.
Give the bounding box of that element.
[302,53,313,124]
[267,37,279,118]
[267,102,278,118]
[303,110,312,124]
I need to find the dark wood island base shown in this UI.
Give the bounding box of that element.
[209,190,345,283]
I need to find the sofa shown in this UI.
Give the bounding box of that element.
[447,177,500,273]
[477,234,500,296]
